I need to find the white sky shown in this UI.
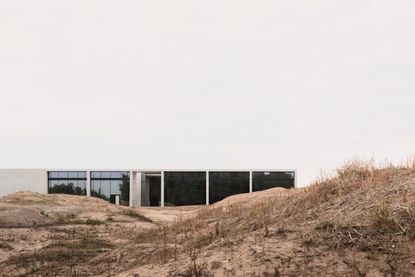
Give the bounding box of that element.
[1,0,414,187]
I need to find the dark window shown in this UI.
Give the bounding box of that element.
[252,171,295,192]
[149,176,161,206]
[48,171,87,196]
[164,172,206,206]
[209,171,249,204]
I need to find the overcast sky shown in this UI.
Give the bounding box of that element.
[1,1,414,187]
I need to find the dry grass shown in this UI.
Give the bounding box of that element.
[126,158,415,275]
[2,158,415,276]
[122,208,154,223]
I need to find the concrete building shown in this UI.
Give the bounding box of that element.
[0,169,296,207]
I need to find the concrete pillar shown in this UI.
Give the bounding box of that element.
[206,171,209,205]
[294,170,297,188]
[249,171,253,193]
[129,171,134,207]
[160,170,165,207]
[136,172,142,207]
[86,170,91,197]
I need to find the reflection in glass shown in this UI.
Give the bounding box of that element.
[164,172,206,206]
[90,171,130,206]
[68,172,78,178]
[49,172,59,178]
[252,171,295,192]
[209,172,249,204]
[58,172,69,178]
[48,171,87,196]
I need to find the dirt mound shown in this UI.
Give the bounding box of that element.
[212,187,302,208]
[1,160,415,276]
[0,192,154,228]
[0,206,54,227]
[115,160,415,276]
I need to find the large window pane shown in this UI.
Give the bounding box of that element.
[48,171,87,196]
[68,172,78,178]
[91,172,101,179]
[49,172,59,178]
[111,172,121,179]
[100,180,111,201]
[209,172,249,204]
[90,171,130,206]
[164,172,206,206]
[101,172,111,179]
[91,180,100,197]
[58,172,69,178]
[252,171,295,192]
[78,171,87,179]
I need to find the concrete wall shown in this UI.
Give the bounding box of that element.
[0,169,48,197]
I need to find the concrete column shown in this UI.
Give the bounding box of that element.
[129,171,134,207]
[294,170,297,188]
[206,171,209,205]
[160,170,165,207]
[249,171,253,193]
[136,172,142,207]
[86,170,91,197]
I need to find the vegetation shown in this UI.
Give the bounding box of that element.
[1,158,415,275]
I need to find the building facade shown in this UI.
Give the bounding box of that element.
[0,169,296,207]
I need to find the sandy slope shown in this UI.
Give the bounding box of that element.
[1,163,415,276]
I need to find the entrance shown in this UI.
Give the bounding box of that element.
[148,176,161,206]
[140,172,161,207]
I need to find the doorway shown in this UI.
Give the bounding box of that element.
[148,176,161,206]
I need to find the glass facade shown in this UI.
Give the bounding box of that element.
[48,171,87,195]
[252,171,295,191]
[46,169,295,207]
[164,171,206,206]
[209,171,250,204]
[91,171,130,206]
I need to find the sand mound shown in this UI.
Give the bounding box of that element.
[0,192,152,227]
[212,187,302,208]
[0,205,54,227]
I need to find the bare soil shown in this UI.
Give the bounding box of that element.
[1,160,415,276]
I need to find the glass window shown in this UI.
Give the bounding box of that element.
[49,172,59,178]
[91,172,101,179]
[58,172,69,178]
[111,172,121,179]
[100,180,111,200]
[252,171,295,192]
[91,180,100,197]
[164,172,206,206]
[89,171,129,205]
[48,171,87,196]
[78,171,87,179]
[68,172,78,178]
[78,180,86,189]
[209,172,249,204]
[101,172,111,179]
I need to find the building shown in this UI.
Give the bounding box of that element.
[0,169,296,207]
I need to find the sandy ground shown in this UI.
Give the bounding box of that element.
[1,165,415,276]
